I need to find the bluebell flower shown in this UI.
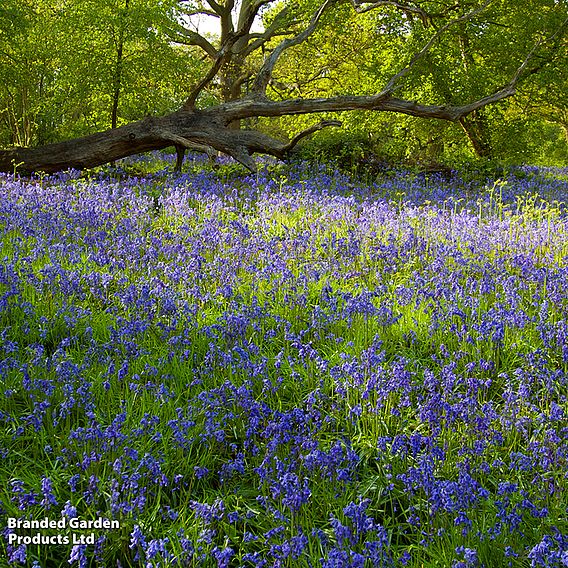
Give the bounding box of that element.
[61,500,77,519]
[68,545,88,567]
[40,477,57,509]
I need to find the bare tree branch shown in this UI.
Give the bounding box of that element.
[0,83,513,176]
[219,0,235,38]
[242,6,295,57]
[380,0,493,95]
[252,0,336,95]
[166,25,218,58]
[509,14,568,83]
[352,0,473,29]
[203,0,226,16]
[234,70,255,92]
[352,0,432,24]
[184,42,233,108]
[178,8,221,18]
[235,0,275,37]
[282,120,342,153]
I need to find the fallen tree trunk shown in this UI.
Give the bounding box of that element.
[0,88,516,174]
[0,110,340,174]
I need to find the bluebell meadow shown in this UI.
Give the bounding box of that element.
[0,156,567,566]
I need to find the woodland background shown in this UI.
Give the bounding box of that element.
[1,0,567,170]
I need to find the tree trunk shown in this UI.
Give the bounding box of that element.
[111,0,129,129]
[0,87,519,175]
[220,55,249,129]
[459,112,493,158]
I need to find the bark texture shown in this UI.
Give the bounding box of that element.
[0,88,517,174]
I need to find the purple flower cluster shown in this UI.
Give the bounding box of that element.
[1,160,567,566]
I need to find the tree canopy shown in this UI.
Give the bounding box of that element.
[0,0,566,173]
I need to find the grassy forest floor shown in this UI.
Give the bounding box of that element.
[1,154,567,567]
